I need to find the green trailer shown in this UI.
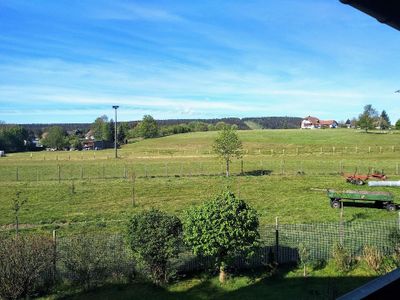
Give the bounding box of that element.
[327,189,397,211]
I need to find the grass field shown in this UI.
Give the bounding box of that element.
[1,129,400,235]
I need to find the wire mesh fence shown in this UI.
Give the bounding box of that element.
[48,218,400,277]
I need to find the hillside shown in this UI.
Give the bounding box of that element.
[18,116,303,133]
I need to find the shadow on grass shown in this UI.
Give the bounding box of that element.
[342,202,387,210]
[240,169,273,176]
[58,266,375,300]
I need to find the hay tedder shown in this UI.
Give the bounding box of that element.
[343,169,387,185]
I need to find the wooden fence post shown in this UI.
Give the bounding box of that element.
[57,164,61,183]
[52,230,57,283]
[131,173,136,207]
[398,211,400,231]
[241,160,244,175]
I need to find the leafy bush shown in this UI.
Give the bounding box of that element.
[332,243,353,272]
[0,234,54,299]
[363,245,383,274]
[183,190,259,283]
[127,209,182,285]
[388,228,400,266]
[60,234,131,289]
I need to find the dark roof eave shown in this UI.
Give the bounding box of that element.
[340,0,400,31]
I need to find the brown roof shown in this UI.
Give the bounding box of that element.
[304,116,320,124]
[85,129,94,138]
[319,120,337,126]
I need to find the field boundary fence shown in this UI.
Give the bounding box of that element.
[4,144,400,161]
[3,218,397,279]
[1,159,400,182]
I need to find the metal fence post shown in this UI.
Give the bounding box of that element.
[275,217,279,264]
[339,202,344,245]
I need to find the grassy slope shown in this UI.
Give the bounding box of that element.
[1,129,400,235]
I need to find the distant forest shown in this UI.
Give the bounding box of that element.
[19,117,302,134]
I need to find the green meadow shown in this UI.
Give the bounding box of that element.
[1,129,400,235]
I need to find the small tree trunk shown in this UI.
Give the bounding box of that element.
[303,264,306,277]
[219,265,227,283]
[226,160,230,177]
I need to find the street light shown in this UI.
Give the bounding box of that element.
[112,105,119,158]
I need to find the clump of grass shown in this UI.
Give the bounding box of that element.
[362,245,383,274]
[332,243,353,272]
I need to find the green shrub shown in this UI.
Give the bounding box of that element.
[60,234,131,289]
[127,209,182,285]
[183,190,259,283]
[332,243,353,272]
[0,234,54,299]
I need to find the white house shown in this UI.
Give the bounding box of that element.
[301,116,338,129]
[301,116,320,129]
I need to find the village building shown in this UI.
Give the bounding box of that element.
[301,116,338,129]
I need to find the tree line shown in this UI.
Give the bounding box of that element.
[354,104,394,132]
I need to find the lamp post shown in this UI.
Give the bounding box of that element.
[112,105,119,158]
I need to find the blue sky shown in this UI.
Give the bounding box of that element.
[1,0,400,124]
